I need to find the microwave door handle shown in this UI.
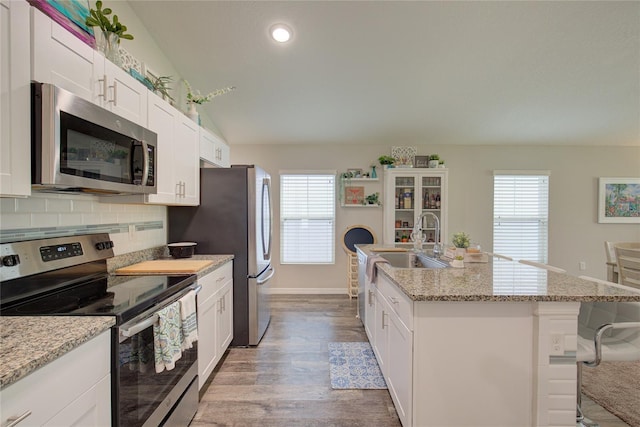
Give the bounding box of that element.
[140,140,150,186]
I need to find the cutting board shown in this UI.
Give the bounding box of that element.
[115,260,214,275]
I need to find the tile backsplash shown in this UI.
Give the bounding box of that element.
[1,193,167,255]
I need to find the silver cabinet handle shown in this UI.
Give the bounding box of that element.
[6,411,32,427]
[98,75,107,99]
[381,310,387,329]
[390,296,399,305]
[109,80,118,105]
[368,289,373,306]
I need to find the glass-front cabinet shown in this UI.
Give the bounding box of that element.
[382,168,448,251]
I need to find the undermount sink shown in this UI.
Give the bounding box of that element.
[378,251,449,269]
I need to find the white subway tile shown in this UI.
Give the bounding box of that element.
[16,198,47,213]
[0,198,17,213]
[59,213,84,226]
[82,213,102,225]
[0,213,31,228]
[71,199,94,212]
[47,199,73,212]
[31,213,59,227]
[99,213,119,224]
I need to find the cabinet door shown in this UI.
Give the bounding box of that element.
[31,7,98,103]
[101,60,148,126]
[217,279,234,354]
[386,307,413,427]
[215,138,231,168]
[0,331,111,426]
[173,115,200,205]
[364,279,376,341]
[1,0,31,197]
[383,169,448,250]
[372,289,388,376]
[197,280,219,391]
[200,127,230,168]
[146,93,178,204]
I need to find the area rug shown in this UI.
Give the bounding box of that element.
[582,360,640,427]
[328,342,387,389]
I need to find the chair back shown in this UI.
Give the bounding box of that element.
[615,243,640,289]
[341,225,376,254]
[578,301,640,362]
[604,241,617,263]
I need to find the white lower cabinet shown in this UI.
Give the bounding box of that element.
[0,330,111,426]
[197,261,233,390]
[367,274,413,427]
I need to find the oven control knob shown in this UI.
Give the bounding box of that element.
[2,254,20,267]
[95,241,114,251]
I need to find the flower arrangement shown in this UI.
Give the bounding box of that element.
[452,232,471,249]
[85,1,133,41]
[184,80,236,105]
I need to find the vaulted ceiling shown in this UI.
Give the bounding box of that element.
[130,1,640,146]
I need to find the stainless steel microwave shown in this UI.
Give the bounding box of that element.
[31,82,157,195]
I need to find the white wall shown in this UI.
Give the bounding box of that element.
[230,143,640,292]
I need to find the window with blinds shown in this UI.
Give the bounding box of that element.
[493,172,549,263]
[280,173,336,264]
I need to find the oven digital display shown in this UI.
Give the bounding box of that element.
[40,243,83,262]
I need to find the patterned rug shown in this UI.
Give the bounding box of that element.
[582,360,640,427]
[328,342,387,389]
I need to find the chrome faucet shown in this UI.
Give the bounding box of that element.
[410,212,441,257]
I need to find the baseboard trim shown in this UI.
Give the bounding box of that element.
[268,287,348,295]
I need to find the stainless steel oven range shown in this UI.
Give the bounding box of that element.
[0,233,200,427]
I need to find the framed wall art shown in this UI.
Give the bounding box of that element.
[598,177,640,223]
[414,155,430,168]
[344,186,365,205]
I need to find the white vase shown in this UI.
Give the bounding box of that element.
[186,103,199,123]
[429,160,439,168]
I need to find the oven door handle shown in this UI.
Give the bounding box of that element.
[120,284,202,338]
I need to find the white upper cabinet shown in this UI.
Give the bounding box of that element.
[200,127,230,168]
[144,92,199,206]
[1,0,31,197]
[31,8,146,126]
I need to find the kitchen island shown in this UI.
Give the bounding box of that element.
[356,244,640,427]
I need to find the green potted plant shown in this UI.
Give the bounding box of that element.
[451,255,465,268]
[438,160,445,168]
[150,76,174,102]
[378,155,395,169]
[452,231,471,256]
[365,192,380,205]
[428,154,440,168]
[85,1,133,65]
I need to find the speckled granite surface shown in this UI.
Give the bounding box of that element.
[357,245,640,302]
[0,316,114,389]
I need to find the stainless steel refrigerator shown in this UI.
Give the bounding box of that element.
[168,165,273,346]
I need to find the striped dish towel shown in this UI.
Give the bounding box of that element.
[153,301,183,373]
[179,290,198,350]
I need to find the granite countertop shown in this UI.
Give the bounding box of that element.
[0,316,114,389]
[188,254,234,278]
[357,244,640,302]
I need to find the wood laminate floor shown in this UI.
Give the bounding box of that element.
[193,294,628,427]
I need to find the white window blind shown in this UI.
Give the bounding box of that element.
[493,172,549,263]
[280,173,335,264]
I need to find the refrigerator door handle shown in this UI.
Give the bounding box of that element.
[257,266,275,285]
[261,177,272,261]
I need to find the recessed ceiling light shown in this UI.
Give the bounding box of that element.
[270,24,292,43]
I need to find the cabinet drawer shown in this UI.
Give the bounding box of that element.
[197,261,233,303]
[378,276,413,330]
